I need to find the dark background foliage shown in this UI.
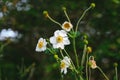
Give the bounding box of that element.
[0,0,120,80]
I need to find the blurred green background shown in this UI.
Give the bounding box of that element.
[0,0,120,80]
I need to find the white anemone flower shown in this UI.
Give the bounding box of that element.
[35,38,47,52]
[0,28,21,41]
[50,30,70,49]
[60,56,71,74]
[62,21,73,32]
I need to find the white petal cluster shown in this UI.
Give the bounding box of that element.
[62,21,73,32]
[50,30,70,49]
[5,1,14,10]
[16,0,31,11]
[0,28,21,42]
[0,12,4,19]
[35,38,47,52]
[60,56,71,74]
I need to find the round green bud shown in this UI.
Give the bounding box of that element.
[84,39,88,44]
[91,3,95,8]
[114,62,118,67]
[62,7,66,10]
[54,54,59,60]
[87,46,92,53]
[83,35,88,39]
[43,11,48,17]
[88,61,92,66]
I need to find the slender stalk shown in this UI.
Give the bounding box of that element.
[0,41,11,54]
[75,6,92,32]
[63,8,71,23]
[63,8,75,32]
[81,44,87,67]
[86,53,89,80]
[60,49,64,58]
[97,67,109,80]
[73,38,79,69]
[63,49,83,80]
[46,39,57,54]
[47,15,62,27]
[88,67,91,80]
[78,75,84,80]
[115,66,118,80]
[0,68,1,80]
[60,72,64,80]
[47,48,54,54]
[63,49,76,69]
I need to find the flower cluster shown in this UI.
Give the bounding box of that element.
[0,28,22,42]
[35,21,72,74]
[15,0,31,11]
[35,3,118,80]
[35,21,72,52]
[35,20,73,74]
[0,0,31,19]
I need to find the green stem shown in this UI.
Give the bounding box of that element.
[46,39,57,54]
[88,67,91,80]
[0,68,1,80]
[78,75,84,80]
[115,66,118,80]
[73,38,79,69]
[47,48,54,54]
[63,9,71,23]
[60,49,64,58]
[0,41,11,54]
[97,67,109,80]
[86,53,89,80]
[81,44,87,67]
[63,50,83,80]
[63,49,76,70]
[75,6,92,32]
[47,15,62,27]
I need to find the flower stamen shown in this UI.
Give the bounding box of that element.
[38,41,44,48]
[56,36,63,43]
[60,62,66,69]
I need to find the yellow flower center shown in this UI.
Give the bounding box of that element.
[60,61,66,69]
[64,23,70,29]
[56,36,63,43]
[38,41,44,48]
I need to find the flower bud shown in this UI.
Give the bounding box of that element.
[91,3,95,8]
[43,11,48,17]
[83,35,88,39]
[84,39,88,45]
[54,54,59,60]
[87,46,92,53]
[114,62,118,67]
[62,7,66,10]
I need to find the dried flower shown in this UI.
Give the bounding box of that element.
[89,56,97,69]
